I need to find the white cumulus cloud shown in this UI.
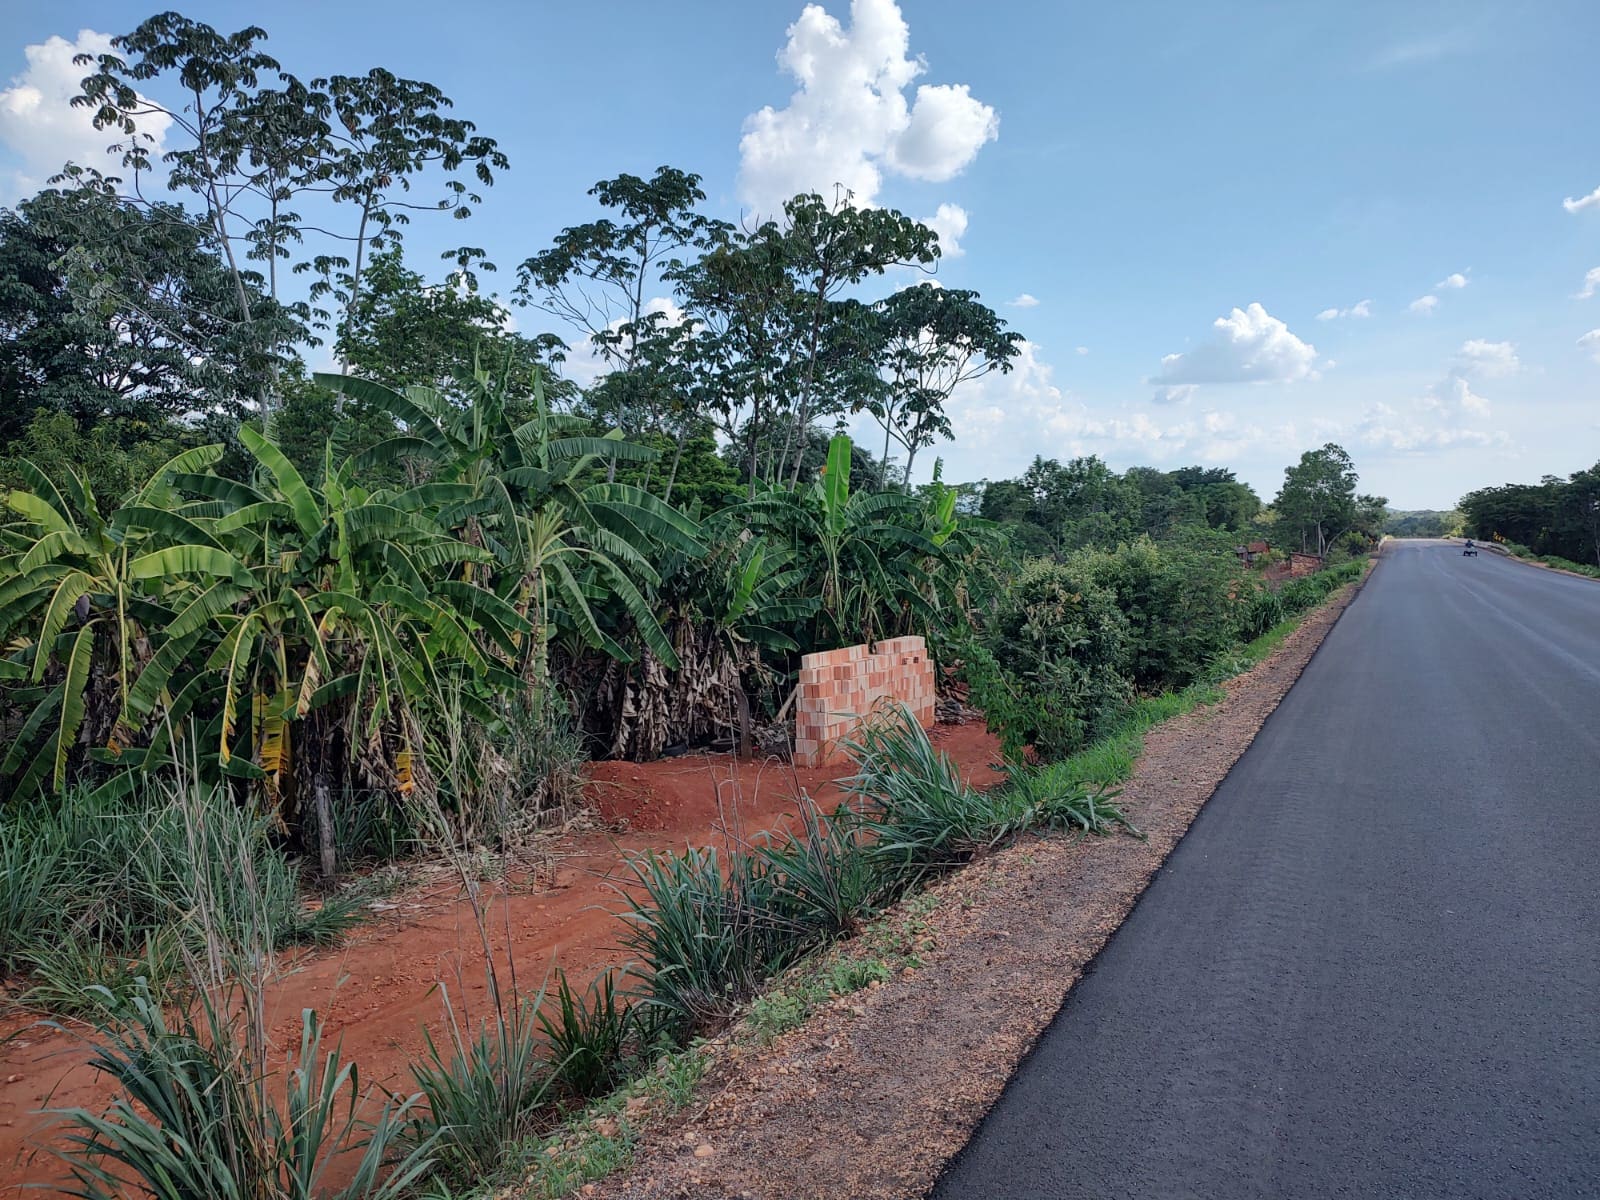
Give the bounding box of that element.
[1409,294,1439,315]
[1575,268,1600,300]
[1316,299,1372,321]
[1579,329,1600,363]
[737,0,998,217]
[919,201,968,257]
[1150,302,1318,398]
[1008,292,1039,308]
[1152,385,1198,405]
[0,29,171,202]
[1564,185,1600,214]
[1358,403,1505,452]
[1367,338,1517,452]
[1435,271,1469,290]
[1455,338,1518,378]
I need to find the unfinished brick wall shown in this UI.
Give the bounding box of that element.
[793,635,936,768]
[1289,552,1323,577]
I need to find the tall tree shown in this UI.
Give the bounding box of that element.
[0,186,290,446]
[517,167,714,483]
[772,192,939,485]
[337,247,565,401]
[516,166,711,372]
[671,192,939,492]
[864,283,1019,487]
[1275,443,1359,556]
[69,11,508,420]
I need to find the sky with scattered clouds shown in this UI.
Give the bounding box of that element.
[2,0,1597,507]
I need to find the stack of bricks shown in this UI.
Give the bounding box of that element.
[793,635,937,768]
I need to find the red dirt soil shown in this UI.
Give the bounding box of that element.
[0,723,1005,1195]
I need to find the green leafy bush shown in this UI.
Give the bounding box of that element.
[538,969,648,1100]
[841,704,1031,882]
[754,798,885,939]
[964,558,1133,760]
[1070,535,1245,692]
[405,984,558,1185]
[616,845,806,1034]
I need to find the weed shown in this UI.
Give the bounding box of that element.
[616,844,809,1034]
[49,982,433,1200]
[405,983,557,1185]
[755,796,884,938]
[539,969,645,1100]
[842,705,1029,886]
[1002,762,1142,838]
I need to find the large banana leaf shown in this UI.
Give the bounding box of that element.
[240,425,322,538]
[52,622,96,790]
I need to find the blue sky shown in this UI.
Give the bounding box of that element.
[3,0,1597,507]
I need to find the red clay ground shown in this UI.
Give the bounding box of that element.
[0,724,1006,1195]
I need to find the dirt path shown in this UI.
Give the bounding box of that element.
[0,728,1008,1194]
[591,578,1367,1200]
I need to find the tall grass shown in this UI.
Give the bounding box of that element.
[0,784,358,1014]
[404,984,557,1185]
[620,703,1139,1039]
[755,797,885,939]
[44,776,434,1199]
[841,704,1031,884]
[50,984,434,1200]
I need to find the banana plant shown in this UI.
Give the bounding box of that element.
[0,448,234,798]
[318,366,704,691]
[745,434,943,647]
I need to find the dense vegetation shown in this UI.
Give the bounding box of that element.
[1383,509,1464,539]
[0,11,1387,1198]
[1460,465,1600,569]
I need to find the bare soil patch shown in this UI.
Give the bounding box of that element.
[590,578,1366,1200]
[0,726,1007,1195]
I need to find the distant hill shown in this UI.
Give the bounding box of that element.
[1383,509,1463,538]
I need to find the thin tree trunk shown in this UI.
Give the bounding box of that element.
[663,429,687,503]
[338,195,374,381]
[314,771,336,882]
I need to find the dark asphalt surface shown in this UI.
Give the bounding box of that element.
[934,542,1600,1200]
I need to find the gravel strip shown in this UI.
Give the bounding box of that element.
[589,576,1367,1200]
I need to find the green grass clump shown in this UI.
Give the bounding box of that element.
[538,969,650,1101]
[616,844,809,1035]
[49,983,433,1200]
[0,784,361,1015]
[842,705,1034,883]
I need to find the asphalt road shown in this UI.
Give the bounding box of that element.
[934,541,1600,1200]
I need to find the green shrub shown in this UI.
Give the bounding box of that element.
[1001,761,1141,837]
[1070,535,1244,692]
[964,558,1133,760]
[616,845,807,1035]
[406,984,557,1185]
[754,798,885,938]
[48,988,431,1199]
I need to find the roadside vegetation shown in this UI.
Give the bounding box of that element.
[1461,465,1600,570]
[0,10,1385,1198]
